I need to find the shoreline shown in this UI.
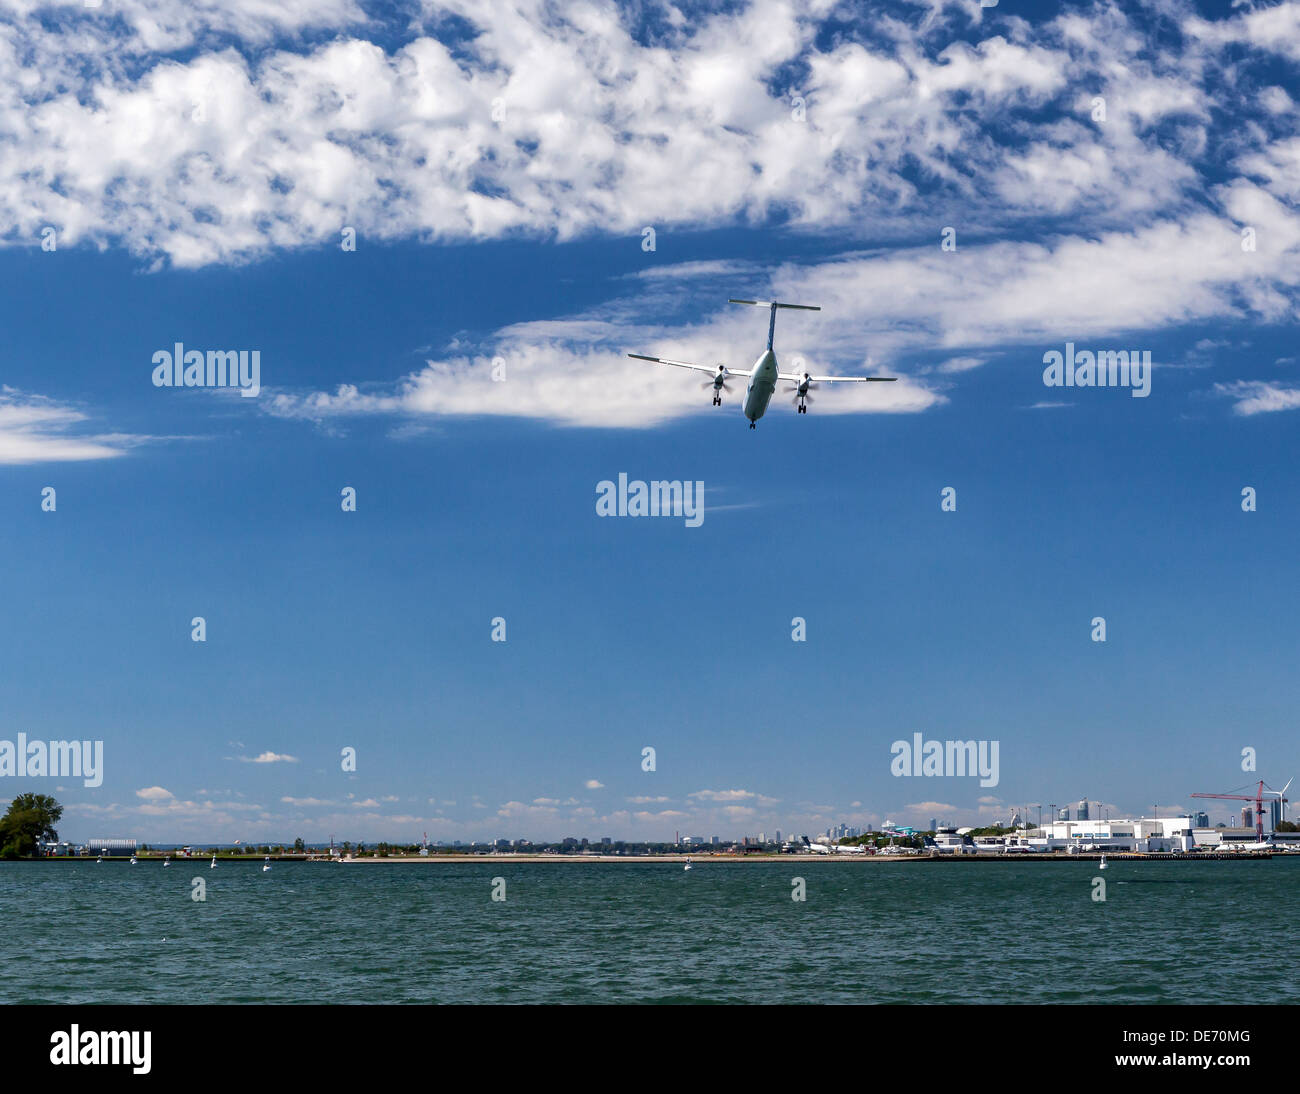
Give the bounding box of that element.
[323,851,1277,864]
[25,851,1280,864]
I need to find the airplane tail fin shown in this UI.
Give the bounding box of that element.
[729,298,821,350]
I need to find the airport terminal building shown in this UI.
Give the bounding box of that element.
[1034,816,1195,852]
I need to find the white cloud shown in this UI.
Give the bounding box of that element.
[0,387,147,464]
[0,0,1293,441]
[937,356,986,374]
[584,779,604,790]
[263,186,1300,429]
[239,751,299,764]
[1185,2,1300,63]
[135,785,174,801]
[0,0,1283,271]
[1214,380,1300,416]
[690,788,757,802]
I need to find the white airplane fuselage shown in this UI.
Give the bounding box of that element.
[742,349,778,425]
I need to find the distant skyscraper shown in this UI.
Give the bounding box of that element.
[1076,799,1090,821]
[929,817,937,832]
[1194,811,1210,828]
[1242,808,1253,829]
[1058,807,1070,822]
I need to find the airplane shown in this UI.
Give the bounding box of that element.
[800,835,865,855]
[1217,840,1275,853]
[628,298,896,429]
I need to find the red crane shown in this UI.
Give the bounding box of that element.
[1191,780,1288,843]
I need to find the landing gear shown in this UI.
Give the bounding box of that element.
[713,394,721,406]
[748,420,756,429]
[797,401,807,414]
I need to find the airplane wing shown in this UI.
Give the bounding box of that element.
[628,353,727,376]
[778,371,897,383]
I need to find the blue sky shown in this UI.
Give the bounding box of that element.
[1,0,1298,842]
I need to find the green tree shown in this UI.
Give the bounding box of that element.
[293,837,305,853]
[0,793,63,859]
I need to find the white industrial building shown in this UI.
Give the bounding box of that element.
[1034,816,1194,852]
[927,815,1290,855]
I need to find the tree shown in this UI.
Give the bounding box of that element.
[293,837,305,853]
[0,793,63,859]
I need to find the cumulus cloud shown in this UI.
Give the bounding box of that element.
[0,0,1293,453]
[0,0,1288,271]
[238,751,299,764]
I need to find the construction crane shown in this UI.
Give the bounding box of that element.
[1191,780,1290,843]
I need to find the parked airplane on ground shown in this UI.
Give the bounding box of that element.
[801,835,865,855]
[628,298,896,428]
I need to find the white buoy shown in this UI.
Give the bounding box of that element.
[262,856,272,872]
[163,856,170,867]
[129,855,137,865]
[210,855,217,869]
[1099,854,1108,870]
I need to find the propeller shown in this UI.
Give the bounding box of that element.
[703,364,733,392]
[789,370,814,409]
[787,371,815,398]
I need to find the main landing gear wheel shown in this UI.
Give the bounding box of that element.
[749,421,756,429]
[713,395,721,406]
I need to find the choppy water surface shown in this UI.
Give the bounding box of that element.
[3,858,1293,1003]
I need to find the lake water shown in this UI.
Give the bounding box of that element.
[4,858,1293,1004]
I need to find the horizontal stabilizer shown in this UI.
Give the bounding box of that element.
[728,299,820,311]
